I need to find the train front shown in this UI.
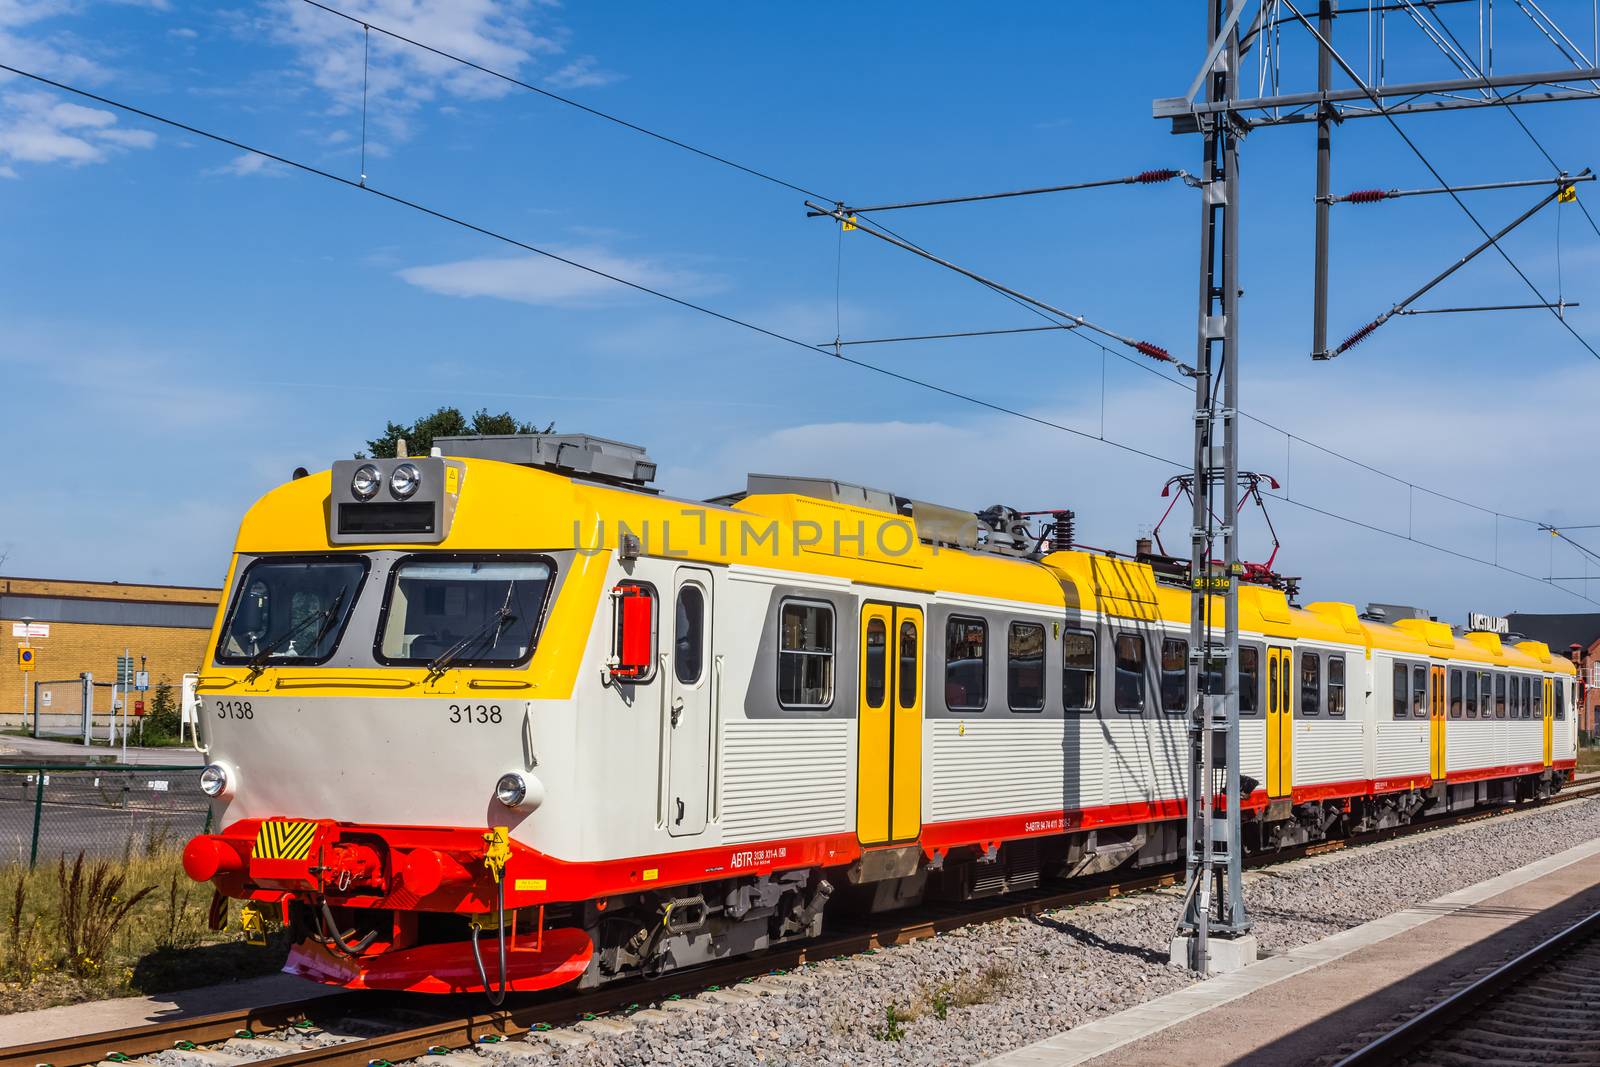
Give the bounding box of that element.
[181,449,607,995]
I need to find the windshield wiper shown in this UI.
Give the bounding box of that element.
[246,587,348,674]
[427,606,517,678]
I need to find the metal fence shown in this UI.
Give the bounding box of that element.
[0,765,210,868]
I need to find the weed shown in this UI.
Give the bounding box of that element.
[873,1004,907,1042]
[55,853,156,977]
[912,962,1016,1021]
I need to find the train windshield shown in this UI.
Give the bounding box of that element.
[217,556,369,665]
[377,556,552,667]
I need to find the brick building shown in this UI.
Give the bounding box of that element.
[1,576,222,722]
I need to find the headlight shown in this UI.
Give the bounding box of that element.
[351,464,381,500]
[495,772,527,808]
[199,763,232,798]
[389,463,421,499]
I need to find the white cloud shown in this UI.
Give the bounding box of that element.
[396,248,726,308]
[655,359,1600,621]
[0,90,155,168]
[265,0,564,144]
[204,151,286,178]
[168,26,196,39]
[545,55,621,90]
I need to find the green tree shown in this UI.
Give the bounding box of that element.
[143,679,181,742]
[361,407,552,459]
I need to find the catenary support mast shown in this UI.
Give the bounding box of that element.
[1177,0,1251,974]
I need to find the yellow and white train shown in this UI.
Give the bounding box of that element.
[180,433,1578,995]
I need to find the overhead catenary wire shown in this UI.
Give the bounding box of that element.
[6,64,1594,606]
[1421,7,1600,243]
[296,0,833,201]
[805,200,1187,372]
[806,168,1196,217]
[1279,0,1600,364]
[0,62,1187,474]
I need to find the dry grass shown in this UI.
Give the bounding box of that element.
[1578,745,1600,774]
[0,850,288,1014]
[876,962,1019,1039]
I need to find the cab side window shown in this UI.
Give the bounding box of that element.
[1392,663,1408,719]
[1008,622,1046,712]
[1115,633,1146,713]
[777,600,834,709]
[1327,655,1346,717]
[1300,652,1321,716]
[945,617,987,712]
[1161,638,1188,713]
[1411,665,1428,719]
[1062,629,1096,712]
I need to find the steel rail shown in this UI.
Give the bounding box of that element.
[1330,905,1600,1066]
[13,779,1600,1067]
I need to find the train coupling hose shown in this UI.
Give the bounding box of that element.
[470,826,512,1005]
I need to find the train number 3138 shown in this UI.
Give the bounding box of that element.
[448,704,502,724]
[215,700,254,719]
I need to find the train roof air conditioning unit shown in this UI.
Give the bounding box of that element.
[434,434,658,489]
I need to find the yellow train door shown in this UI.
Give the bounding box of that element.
[1430,665,1446,783]
[1266,647,1292,799]
[857,603,922,846]
[1543,677,1554,767]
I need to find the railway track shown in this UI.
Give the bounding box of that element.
[1332,906,1600,1066]
[10,780,1600,1067]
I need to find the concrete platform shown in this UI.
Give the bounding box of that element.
[0,734,203,766]
[987,834,1600,1066]
[0,973,331,1049]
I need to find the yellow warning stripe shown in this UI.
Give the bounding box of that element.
[254,820,319,861]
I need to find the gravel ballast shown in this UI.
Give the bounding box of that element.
[459,797,1600,1066]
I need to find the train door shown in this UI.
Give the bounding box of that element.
[666,568,712,837]
[1543,677,1554,767]
[1266,646,1293,798]
[857,603,923,846]
[1430,665,1446,783]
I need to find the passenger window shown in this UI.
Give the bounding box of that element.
[1239,647,1259,715]
[1495,673,1507,719]
[945,617,987,711]
[1557,679,1567,720]
[1161,638,1188,713]
[1008,622,1045,712]
[1062,629,1096,712]
[1327,655,1346,716]
[1448,669,1462,719]
[1480,671,1492,719]
[1393,663,1408,719]
[777,601,833,709]
[1509,675,1521,719]
[1523,677,1534,720]
[1465,670,1478,718]
[674,585,706,685]
[864,617,886,709]
[1115,633,1146,713]
[898,620,918,708]
[1412,665,1428,719]
[1532,677,1542,720]
[1300,652,1321,717]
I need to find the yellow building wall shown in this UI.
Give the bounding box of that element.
[2,578,222,715]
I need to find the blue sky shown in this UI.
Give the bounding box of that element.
[2,0,1599,623]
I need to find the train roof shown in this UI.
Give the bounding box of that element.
[233,449,1573,674]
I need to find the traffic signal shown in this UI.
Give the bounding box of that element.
[18,646,35,672]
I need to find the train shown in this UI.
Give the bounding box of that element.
[180,433,1578,995]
